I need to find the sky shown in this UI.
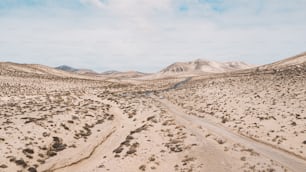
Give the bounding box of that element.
[0,0,306,72]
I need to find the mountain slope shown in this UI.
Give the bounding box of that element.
[0,62,99,79]
[259,52,306,70]
[160,59,254,74]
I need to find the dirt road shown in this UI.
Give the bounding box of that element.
[156,97,306,172]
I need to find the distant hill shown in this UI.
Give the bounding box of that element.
[55,65,97,75]
[55,65,78,72]
[100,71,148,79]
[4,52,305,81]
[0,62,92,79]
[160,59,254,75]
[101,70,120,75]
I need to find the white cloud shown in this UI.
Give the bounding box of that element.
[81,0,106,8]
[0,0,306,72]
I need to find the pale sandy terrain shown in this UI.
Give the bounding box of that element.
[159,59,254,75]
[0,53,306,172]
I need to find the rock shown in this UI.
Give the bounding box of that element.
[51,136,67,152]
[0,164,8,168]
[15,159,27,168]
[216,138,226,144]
[126,135,134,141]
[170,145,183,152]
[47,151,57,157]
[126,149,137,154]
[23,148,34,154]
[28,167,37,172]
[139,165,146,171]
[113,147,124,154]
[126,142,139,154]
[52,142,67,152]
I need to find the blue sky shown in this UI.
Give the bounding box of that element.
[0,0,306,72]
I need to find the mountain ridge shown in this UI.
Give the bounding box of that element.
[2,52,305,80]
[160,59,254,74]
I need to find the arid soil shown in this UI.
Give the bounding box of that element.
[0,55,306,172]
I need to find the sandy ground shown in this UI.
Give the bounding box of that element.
[0,59,306,172]
[164,68,306,160]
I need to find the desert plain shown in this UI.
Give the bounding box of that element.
[0,53,306,172]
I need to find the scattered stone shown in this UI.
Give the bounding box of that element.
[23,148,34,154]
[139,165,146,171]
[47,151,57,157]
[0,164,8,168]
[170,145,183,152]
[216,138,226,144]
[28,167,37,172]
[42,132,50,137]
[113,147,124,154]
[126,143,139,155]
[15,159,27,168]
[51,137,67,152]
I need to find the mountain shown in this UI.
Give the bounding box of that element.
[55,65,97,75]
[54,65,147,78]
[55,65,78,72]
[160,59,254,75]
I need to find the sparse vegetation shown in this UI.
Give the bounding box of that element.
[1,55,305,171]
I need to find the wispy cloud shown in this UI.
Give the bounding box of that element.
[0,0,305,72]
[81,0,106,8]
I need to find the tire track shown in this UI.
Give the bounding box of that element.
[43,129,116,172]
[156,97,306,172]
